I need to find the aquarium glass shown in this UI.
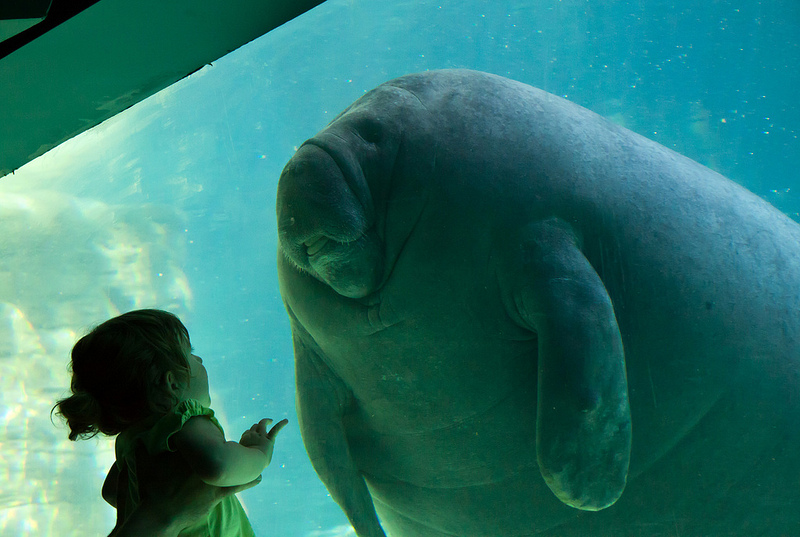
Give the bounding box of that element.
[1,0,798,535]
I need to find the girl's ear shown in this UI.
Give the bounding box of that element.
[164,371,182,398]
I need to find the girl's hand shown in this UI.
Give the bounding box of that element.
[239,418,289,465]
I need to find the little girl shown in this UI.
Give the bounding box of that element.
[54,309,287,536]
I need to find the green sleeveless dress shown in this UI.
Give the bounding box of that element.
[115,399,256,536]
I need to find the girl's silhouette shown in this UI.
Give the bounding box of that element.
[54,309,287,536]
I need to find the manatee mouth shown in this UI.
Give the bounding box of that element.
[296,232,382,299]
[304,235,330,257]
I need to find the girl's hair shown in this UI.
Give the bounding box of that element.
[53,309,192,440]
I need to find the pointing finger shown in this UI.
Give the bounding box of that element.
[267,418,289,439]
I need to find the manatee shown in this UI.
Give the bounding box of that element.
[276,69,800,536]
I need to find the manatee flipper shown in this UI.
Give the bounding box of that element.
[505,219,631,510]
[289,313,388,537]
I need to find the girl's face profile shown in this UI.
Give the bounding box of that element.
[184,353,211,407]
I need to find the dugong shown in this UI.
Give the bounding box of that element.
[276,69,800,536]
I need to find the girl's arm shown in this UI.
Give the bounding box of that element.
[172,416,269,487]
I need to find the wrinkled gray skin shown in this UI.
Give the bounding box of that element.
[276,70,800,536]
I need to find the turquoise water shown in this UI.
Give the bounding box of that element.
[0,0,798,535]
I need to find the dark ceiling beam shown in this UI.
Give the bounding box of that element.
[0,1,97,57]
[0,0,325,178]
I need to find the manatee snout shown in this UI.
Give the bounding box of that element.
[277,144,384,298]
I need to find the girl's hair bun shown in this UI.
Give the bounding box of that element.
[53,390,104,440]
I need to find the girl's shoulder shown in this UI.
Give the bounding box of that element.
[171,411,227,451]
[173,399,218,424]
[165,399,226,450]
[119,399,225,458]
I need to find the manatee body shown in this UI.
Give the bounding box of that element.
[276,69,800,536]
